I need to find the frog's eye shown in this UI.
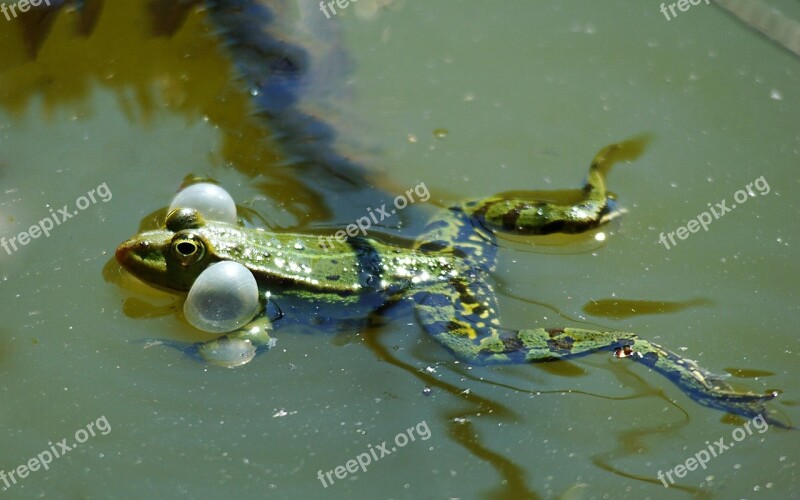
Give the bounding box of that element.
[170,233,206,265]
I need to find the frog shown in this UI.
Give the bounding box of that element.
[115,138,779,424]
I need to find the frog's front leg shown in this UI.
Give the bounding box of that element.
[187,288,281,367]
[195,314,276,368]
[466,136,648,235]
[143,307,277,368]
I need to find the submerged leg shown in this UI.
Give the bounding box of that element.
[413,279,778,423]
[613,338,778,413]
[195,315,276,368]
[141,315,276,368]
[188,295,281,367]
[464,136,648,235]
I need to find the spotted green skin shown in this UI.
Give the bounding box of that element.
[116,139,779,424]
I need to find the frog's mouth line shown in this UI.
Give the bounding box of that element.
[115,237,186,293]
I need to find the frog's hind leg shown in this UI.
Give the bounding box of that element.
[413,278,779,424]
[614,339,780,422]
[464,136,648,236]
[412,279,632,367]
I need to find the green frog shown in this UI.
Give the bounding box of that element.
[115,139,778,423]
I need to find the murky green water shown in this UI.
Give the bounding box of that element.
[0,1,798,498]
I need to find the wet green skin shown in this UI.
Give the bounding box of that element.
[116,139,780,424]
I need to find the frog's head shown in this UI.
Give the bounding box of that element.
[115,208,220,292]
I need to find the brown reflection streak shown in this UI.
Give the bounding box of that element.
[723,367,776,378]
[13,2,59,58]
[13,0,104,57]
[0,1,330,221]
[361,317,540,499]
[583,298,712,320]
[589,360,709,497]
[147,0,202,37]
[76,0,104,36]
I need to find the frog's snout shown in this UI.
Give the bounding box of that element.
[115,238,151,270]
[115,241,130,265]
[115,239,141,268]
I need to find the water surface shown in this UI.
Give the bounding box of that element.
[0,1,798,498]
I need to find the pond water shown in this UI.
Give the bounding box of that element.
[0,1,798,498]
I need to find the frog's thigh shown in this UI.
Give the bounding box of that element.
[413,280,637,364]
[412,278,504,362]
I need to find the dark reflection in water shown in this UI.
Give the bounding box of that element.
[0,0,411,226]
[724,367,775,378]
[361,311,541,500]
[584,362,710,498]
[364,314,720,498]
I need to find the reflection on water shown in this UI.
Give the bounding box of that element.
[583,297,713,320]
[0,0,387,223]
